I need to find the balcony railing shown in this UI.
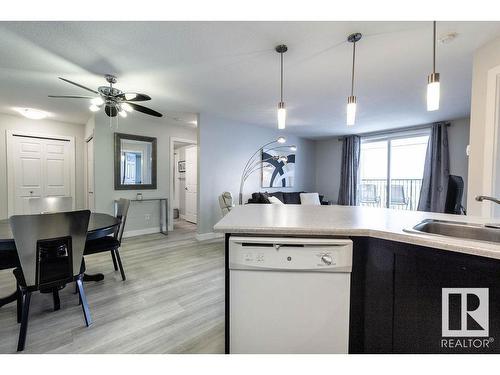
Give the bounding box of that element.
[360,178,423,211]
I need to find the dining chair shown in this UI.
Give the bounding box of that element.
[84,198,130,281]
[360,184,380,206]
[28,196,73,214]
[390,185,408,207]
[9,210,92,351]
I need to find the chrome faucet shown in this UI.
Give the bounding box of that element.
[475,196,500,229]
[475,195,500,205]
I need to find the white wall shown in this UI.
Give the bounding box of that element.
[198,113,316,235]
[468,36,500,217]
[92,112,197,235]
[0,112,86,219]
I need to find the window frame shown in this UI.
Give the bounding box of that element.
[360,128,431,209]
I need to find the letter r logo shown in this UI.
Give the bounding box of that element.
[442,288,489,337]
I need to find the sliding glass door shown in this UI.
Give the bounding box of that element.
[359,131,429,210]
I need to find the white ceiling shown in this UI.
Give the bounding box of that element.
[1,21,500,138]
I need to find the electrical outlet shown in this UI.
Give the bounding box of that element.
[145,214,151,221]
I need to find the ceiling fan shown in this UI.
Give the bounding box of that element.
[48,74,163,118]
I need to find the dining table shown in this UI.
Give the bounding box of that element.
[0,212,120,308]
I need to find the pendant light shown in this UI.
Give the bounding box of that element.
[347,33,362,126]
[427,21,440,111]
[276,44,288,130]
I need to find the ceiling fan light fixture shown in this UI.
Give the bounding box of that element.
[89,104,100,112]
[124,93,137,100]
[121,103,133,112]
[91,97,104,106]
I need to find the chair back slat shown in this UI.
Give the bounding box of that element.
[9,210,90,287]
[114,199,130,243]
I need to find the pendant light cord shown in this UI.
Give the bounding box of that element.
[351,40,356,97]
[433,21,436,74]
[280,51,284,102]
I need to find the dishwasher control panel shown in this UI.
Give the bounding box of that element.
[229,237,352,272]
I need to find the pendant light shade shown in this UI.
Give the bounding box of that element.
[347,33,362,126]
[276,44,288,130]
[278,101,286,129]
[427,21,440,111]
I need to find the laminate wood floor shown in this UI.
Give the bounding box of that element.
[0,226,225,354]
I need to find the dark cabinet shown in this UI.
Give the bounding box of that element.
[350,237,500,354]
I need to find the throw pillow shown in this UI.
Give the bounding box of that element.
[268,196,285,204]
[300,192,321,205]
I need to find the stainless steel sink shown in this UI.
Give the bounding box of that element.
[409,219,500,244]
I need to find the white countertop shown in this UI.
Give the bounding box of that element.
[214,204,500,260]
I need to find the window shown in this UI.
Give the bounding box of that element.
[359,130,430,210]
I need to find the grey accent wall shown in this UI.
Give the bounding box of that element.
[314,137,343,204]
[92,112,197,234]
[198,113,316,235]
[0,112,86,219]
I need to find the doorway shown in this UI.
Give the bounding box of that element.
[170,138,197,233]
[86,136,95,211]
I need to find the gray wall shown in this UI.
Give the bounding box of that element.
[314,137,343,204]
[92,112,197,235]
[310,117,470,208]
[198,113,316,235]
[0,112,86,219]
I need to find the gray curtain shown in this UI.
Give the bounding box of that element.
[338,135,361,205]
[417,122,450,212]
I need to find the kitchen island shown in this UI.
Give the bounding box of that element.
[214,204,500,354]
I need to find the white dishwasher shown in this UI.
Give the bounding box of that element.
[229,236,353,354]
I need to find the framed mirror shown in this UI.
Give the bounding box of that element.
[114,133,157,190]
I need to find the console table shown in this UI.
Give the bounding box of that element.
[114,197,168,236]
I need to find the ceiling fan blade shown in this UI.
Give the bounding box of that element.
[105,105,118,117]
[126,102,163,117]
[48,95,94,99]
[58,77,98,94]
[117,93,151,101]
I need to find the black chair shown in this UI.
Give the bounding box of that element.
[84,198,130,281]
[445,175,466,215]
[9,210,92,351]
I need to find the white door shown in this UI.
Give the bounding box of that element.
[8,134,74,215]
[86,137,95,211]
[184,145,198,223]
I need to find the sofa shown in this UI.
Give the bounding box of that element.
[247,191,329,205]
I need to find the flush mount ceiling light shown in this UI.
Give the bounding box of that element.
[427,21,440,112]
[48,74,162,118]
[13,107,50,120]
[346,33,362,126]
[276,44,288,130]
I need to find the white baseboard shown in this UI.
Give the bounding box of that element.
[195,232,224,241]
[123,227,161,238]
